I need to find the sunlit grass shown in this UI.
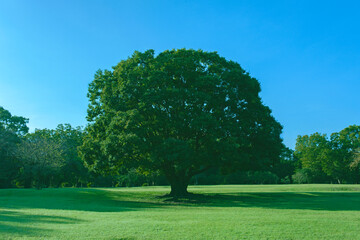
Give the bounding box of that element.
[1,184,360,239]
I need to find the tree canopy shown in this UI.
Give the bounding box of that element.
[16,124,87,188]
[294,125,360,183]
[0,106,28,187]
[0,106,29,136]
[80,49,284,196]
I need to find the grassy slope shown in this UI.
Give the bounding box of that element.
[1,185,360,239]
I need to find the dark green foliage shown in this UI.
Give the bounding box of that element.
[190,169,280,185]
[80,49,283,195]
[16,125,88,188]
[291,168,330,184]
[225,171,279,184]
[0,107,91,189]
[190,168,224,185]
[0,126,20,187]
[51,124,88,187]
[0,106,28,188]
[271,147,297,183]
[17,134,63,189]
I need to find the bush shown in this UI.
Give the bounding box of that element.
[280,176,291,184]
[292,169,312,184]
[248,171,279,184]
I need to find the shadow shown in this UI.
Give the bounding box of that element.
[155,190,360,211]
[157,192,209,204]
[0,210,81,236]
[1,188,360,213]
[0,188,166,213]
[197,191,360,211]
[1,188,360,237]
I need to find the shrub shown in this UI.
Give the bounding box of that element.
[280,176,291,184]
[292,169,312,184]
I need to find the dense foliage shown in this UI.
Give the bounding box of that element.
[80,49,284,195]
[294,125,360,184]
[0,107,28,188]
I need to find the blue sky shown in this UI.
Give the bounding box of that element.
[1,0,359,149]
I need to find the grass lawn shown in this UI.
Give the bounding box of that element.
[1,184,360,239]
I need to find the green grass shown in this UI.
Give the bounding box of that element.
[1,185,360,239]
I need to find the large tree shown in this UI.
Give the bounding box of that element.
[80,49,283,196]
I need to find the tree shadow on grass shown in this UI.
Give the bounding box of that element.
[1,188,360,213]
[157,192,209,204]
[0,188,166,213]
[154,189,360,212]
[0,210,82,236]
[163,191,360,211]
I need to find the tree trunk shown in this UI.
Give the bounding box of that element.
[164,166,211,197]
[165,171,191,197]
[170,179,189,196]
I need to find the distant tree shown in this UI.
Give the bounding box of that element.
[271,147,297,183]
[17,132,64,189]
[295,133,329,172]
[0,106,29,135]
[0,126,20,187]
[350,148,360,173]
[16,125,87,187]
[295,125,360,183]
[80,49,283,196]
[52,124,88,187]
[328,126,360,183]
[0,106,29,188]
[294,133,331,182]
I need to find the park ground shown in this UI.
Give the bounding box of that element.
[1,184,360,239]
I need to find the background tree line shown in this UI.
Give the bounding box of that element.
[293,125,360,184]
[1,104,359,188]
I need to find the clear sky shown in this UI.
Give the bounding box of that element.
[1,0,359,149]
